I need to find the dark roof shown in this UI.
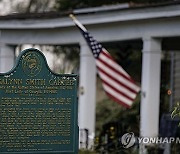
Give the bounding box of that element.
[0,11,72,20]
[0,1,180,20]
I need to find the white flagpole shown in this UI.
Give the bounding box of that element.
[69,14,88,32]
[70,14,97,149]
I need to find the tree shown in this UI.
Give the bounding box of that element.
[16,0,55,13]
[55,0,173,11]
[52,45,79,74]
[0,0,56,15]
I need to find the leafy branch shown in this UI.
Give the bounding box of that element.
[171,102,180,126]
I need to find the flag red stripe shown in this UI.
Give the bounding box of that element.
[97,66,138,94]
[105,92,131,108]
[99,51,136,84]
[101,79,134,101]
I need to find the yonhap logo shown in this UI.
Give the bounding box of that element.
[121,132,136,148]
[120,132,180,149]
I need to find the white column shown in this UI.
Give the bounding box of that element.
[79,42,97,149]
[0,44,15,73]
[140,37,161,153]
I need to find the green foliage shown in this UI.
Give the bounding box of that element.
[146,145,164,154]
[95,97,140,153]
[171,102,180,126]
[79,149,96,154]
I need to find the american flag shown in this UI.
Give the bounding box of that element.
[70,14,140,108]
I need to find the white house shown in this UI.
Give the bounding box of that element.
[0,2,180,153]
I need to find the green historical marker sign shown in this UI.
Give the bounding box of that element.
[0,48,78,154]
